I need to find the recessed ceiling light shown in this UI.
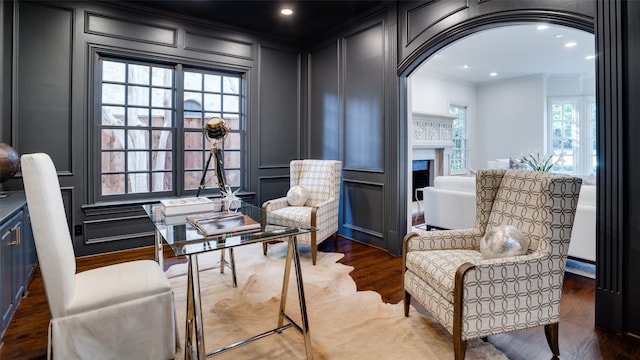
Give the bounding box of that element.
[463,65,469,69]
[280,8,293,16]
[585,55,596,60]
[489,72,498,77]
[555,34,565,38]
[565,42,577,48]
[537,25,549,30]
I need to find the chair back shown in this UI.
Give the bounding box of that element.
[483,169,582,255]
[290,160,342,206]
[21,153,76,318]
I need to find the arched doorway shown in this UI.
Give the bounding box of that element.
[404,22,597,271]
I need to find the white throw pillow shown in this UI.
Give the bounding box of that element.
[286,185,308,206]
[480,225,530,259]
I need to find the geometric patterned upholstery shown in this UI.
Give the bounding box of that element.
[404,169,582,359]
[262,159,342,265]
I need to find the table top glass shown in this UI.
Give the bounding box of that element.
[143,201,314,257]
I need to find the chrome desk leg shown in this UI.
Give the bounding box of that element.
[230,248,238,288]
[185,255,206,360]
[291,236,313,360]
[155,228,163,270]
[278,236,294,328]
[277,236,313,359]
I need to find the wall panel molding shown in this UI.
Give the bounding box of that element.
[85,11,177,47]
[185,31,253,60]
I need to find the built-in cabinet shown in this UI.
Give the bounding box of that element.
[0,192,35,338]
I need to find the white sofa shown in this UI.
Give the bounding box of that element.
[420,174,596,262]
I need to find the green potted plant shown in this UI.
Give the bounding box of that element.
[519,151,562,172]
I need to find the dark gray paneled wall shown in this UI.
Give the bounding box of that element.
[10,1,305,256]
[0,0,12,143]
[308,12,393,252]
[17,2,73,172]
[308,42,340,161]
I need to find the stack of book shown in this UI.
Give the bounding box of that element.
[160,197,216,216]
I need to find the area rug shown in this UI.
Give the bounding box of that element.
[166,242,508,360]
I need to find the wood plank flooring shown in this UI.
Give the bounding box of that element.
[1,237,640,359]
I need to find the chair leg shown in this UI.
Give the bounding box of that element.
[544,322,560,357]
[332,232,338,247]
[403,291,411,317]
[262,242,268,256]
[453,336,467,360]
[311,232,318,265]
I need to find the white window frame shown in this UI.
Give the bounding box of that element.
[449,103,468,174]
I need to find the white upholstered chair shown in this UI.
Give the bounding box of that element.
[403,169,582,359]
[262,159,342,265]
[21,153,177,360]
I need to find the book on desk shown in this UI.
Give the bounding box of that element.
[186,211,261,237]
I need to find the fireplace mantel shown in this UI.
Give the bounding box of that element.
[412,112,456,148]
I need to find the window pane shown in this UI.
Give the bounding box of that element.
[102,61,125,82]
[102,106,125,125]
[152,67,173,87]
[102,84,125,104]
[102,129,124,150]
[102,174,125,195]
[223,114,239,130]
[222,94,239,112]
[128,107,149,126]
[224,151,240,168]
[128,64,149,85]
[185,131,203,149]
[225,169,240,187]
[152,151,172,170]
[152,88,172,107]
[152,172,172,192]
[204,93,221,112]
[204,74,221,92]
[152,109,173,127]
[184,114,202,129]
[128,86,149,106]
[102,152,125,172]
[184,150,203,170]
[128,130,149,149]
[223,77,239,94]
[184,72,202,91]
[128,151,149,171]
[184,170,204,190]
[224,132,241,150]
[152,130,172,150]
[128,173,149,193]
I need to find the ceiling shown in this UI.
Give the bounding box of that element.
[414,23,595,84]
[113,0,390,43]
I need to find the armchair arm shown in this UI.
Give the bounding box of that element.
[455,253,564,339]
[404,228,485,252]
[262,197,289,212]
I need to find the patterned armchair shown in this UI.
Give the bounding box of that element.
[262,160,342,265]
[403,169,582,359]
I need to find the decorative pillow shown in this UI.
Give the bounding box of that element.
[286,185,308,206]
[480,225,530,259]
[584,173,596,185]
[495,158,510,169]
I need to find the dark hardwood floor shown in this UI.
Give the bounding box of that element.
[1,236,640,359]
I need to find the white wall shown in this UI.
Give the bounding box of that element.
[474,75,545,169]
[410,73,593,171]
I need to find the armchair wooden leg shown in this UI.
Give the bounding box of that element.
[262,242,268,256]
[453,336,467,360]
[544,322,560,357]
[404,291,411,317]
[311,232,317,265]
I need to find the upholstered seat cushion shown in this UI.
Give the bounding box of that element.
[67,260,172,316]
[268,206,313,226]
[405,250,483,303]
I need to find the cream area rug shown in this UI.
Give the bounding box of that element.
[166,242,507,360]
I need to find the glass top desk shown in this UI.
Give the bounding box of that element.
[143,202,315,360]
